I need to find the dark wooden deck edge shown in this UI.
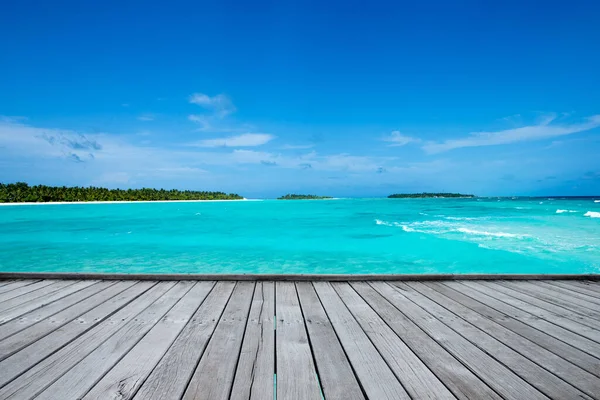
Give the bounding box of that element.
[0,272,599,281]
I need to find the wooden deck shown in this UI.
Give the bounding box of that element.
[0,279,599,399]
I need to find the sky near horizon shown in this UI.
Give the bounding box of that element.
[1,1,599,198]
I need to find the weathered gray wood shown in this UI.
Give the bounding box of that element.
[478,281,600,344]
[0,281,114,341]
[395,281,590,399]
[0,280,144,377]
[409,281,600,398]
[36,281,196,400]
[0,280,39,295]
[539,281,600,305]
[230,282,275,400]
[0,281,164,397]
[0,281,13,288]
[372,282,547,399]
[0,280,97,324]
[450,281,600,360]
[0,280,57,305]
[273,282,323,400]
[182,282,255,400]
[333,282,455,399]
[567,280,600,295]
[313,281,410,399]
[351,282,501,400]
[518,281,600,318]
[549,281,600,299]
[0,281,122,358]
[295,282,365,400]
[82,281,213,400]
[3,271,600,281]
[429,281,600,378]
[134,281,235,400]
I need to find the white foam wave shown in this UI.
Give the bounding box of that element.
[594,200,600,203]
[556,209,577,214]
[445,216,478,221]
[456,227,527,238]
[584,211,600,218]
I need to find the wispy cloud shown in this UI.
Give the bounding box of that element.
[189,93,236,117]
[187,133,275,148]
[382,131,419,147]
[423,114,600,154]
[281,144,315,150]
[137,113,156,121]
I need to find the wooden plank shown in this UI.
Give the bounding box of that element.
[0,281,13,288]
[395,281,590,399]
[477,281,600,344]
[134,282,235,400]
[181,282,255,400]
[230,282,276,400]
[0,280,39,295]
[549,281,600,299]
[0,281,122,357]
[82,282,214,400]
[273,282,322,400]
[36,281,196,400]
[428,281,600,378]
[0,281,115,341]
[568,281,600,295]
[449,281,600,360]
[0,280,57,305]
[408,281,600,398]
[295,282,365,400]
[0,281,160,394]
[333,282,454,399]
[0,280,97,324]
[506,281,600,322]
[529,281,600,310]
[371,282,546,400]
[0,280,78,315]
[351,282,501,400]
[313,281,410,399]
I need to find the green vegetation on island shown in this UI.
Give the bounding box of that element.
[388,193,475,199]
[277,194,333,200]
[0,182,243,203]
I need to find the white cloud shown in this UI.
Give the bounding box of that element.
[423,114,600,154]
[383,131,419,147]
[280,144,315,150]
[188,133,275,148]
[137,113,155,121]
[189,93,236,117]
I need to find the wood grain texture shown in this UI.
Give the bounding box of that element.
[35,282,195,400]
[373,282,547,400]
[0,278,598,400]
[134,281,235,400]
[333,282,455,399]
[182,282,255,400]
[314,281,410,400]
[274,282,323,400]
[0,280,115,342]
[0,281,167,399]
[82,282,214,400]
[408,281,600,398]
[352,282,501,400]
[428,281,600,378]
[230,282,275,400]
[295,282,365,400]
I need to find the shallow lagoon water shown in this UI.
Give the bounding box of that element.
[1,198,599,274]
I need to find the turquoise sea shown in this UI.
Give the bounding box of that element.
[1,198,599,275]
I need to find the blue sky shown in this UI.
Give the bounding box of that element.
[1,1,599,197]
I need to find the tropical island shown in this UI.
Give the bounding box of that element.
[277,194,333,200]
[388,193,475,198]
[0,182,243,203]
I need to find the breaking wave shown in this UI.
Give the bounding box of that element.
[584,211,600,218]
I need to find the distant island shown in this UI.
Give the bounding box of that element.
[388,193,475,199]
[277,194,333,200]
[0,182,243,203]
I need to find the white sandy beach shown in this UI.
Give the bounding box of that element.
[0,198,262,206]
